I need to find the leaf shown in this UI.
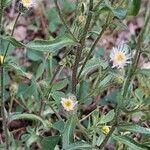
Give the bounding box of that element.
[127,0,141,16]
[113,135,147,150]
[62,116,77,148]
[26,34,77,53]
[98,109,115,124]
[77,80,91,103]
[113,7,127,19]
[98,74,113,88]
[96,134,105,146]
[64,142,92,150]
[41,136,60,150]
[0,36,25,48]
[52,79,69,91]
[119,124,150,135]
[9,113,48,128]
[139,69,150,76]
[2,0,12,7]
[35,61,46,80]
[52,120,65,133]
[81,58,108,77]
[9,63,28,78]
[51,91,65,103]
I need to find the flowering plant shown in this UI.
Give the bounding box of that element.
[0,0,150,149]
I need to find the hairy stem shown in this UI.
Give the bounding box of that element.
[53,0,79,43]
[1,67,9,149]
[3,12,21,60]
[122,1,150,98]
[72,0,93,93]
[78,12,111,79]
[98,2,150,149]
[77,25,107,78]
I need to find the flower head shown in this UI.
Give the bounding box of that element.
[21,0,36,8]
[61,97,78,111]
[101,126,111,135]
[0,55,4,65]
[110,43,132,68]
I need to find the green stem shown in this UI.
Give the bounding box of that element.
[50,48,72,85]
[3,12,21,60]
[92,127,97,149]
[1,67,9,149]
[122,2,150,98]
[98,124,116,150]
[98,2,150,149]
[53,0,79,43]
[77,25,107,79]
[72,0,93,93]
[0,0,3,32]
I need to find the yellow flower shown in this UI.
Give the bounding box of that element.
[0,55,4,65]
[21,0,35,8]
[101,126,111,135]
[110,43,132,68]
[61,97,78,111]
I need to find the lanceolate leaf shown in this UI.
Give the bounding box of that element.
[64,142,92,150]
[119,124,150,135]
[127,0,141,16]
[0,36,25,48]
[9,113,48,128]
[98,109,115,124]
[26,34,77,53]
[113,135,147,150]
[62,116,77,148]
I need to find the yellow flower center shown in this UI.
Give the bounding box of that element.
[22,0,32,7]
[64,100,73,108]
[114,52,125,64]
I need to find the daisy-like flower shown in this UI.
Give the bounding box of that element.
[61,97,78,111]
[21,0,36,8]
[110,43,132,68]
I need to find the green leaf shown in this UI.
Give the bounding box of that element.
[98,74,113,88]
[2,0,12,7]
[127,0,141,16]
[9,113,48,128]
[52,79,69,91]
[0,36,25,48]
[62,116,77,148]
[81,58,108,77]
[64,142,92,150]
[113,135,147,150]
[27,49,44,61]
[8,63,28,78]
[98,109,115,124]
[119,124,150,135]
[51,91,65,103]
[52,120,65,133]
[113,7,127,19]
[96,134,105,146]
[26,34,77,53]
[41,136,60,150]
[139,69,150,76]
[35,61,46,80]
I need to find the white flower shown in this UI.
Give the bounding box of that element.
[61,97,78,111]
[21,0,36,8]
[110,43,132,68]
